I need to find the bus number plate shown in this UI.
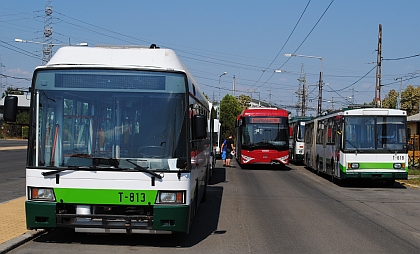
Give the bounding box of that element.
[118,192,146,203]
[393,155,404,160]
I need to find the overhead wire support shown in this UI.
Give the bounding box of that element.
[42,0,53,65]
[375,24,382,108]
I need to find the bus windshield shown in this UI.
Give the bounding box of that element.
[30,69,187,170]
[344,115,406,151]
[297,122,305,142]
[240,116,288,150]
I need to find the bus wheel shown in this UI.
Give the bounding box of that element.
[331,159,335,183]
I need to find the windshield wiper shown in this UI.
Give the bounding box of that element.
[125,159,163,179]
[345,140,361,153]
[41,166,92,176]
[42,157,121,176]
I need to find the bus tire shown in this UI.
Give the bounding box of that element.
[331,159,335,183]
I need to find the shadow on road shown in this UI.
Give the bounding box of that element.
[303,166,406,189]
[33,170,225,248]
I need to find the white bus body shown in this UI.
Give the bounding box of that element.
[22,45,212,234]
[304,107,408,184]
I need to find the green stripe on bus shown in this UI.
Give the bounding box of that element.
[340,162,407,172]
[54,188,158,205]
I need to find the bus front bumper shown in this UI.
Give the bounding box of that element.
[25,201,190,234]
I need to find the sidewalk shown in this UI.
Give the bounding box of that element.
[0,146,27,151]
[0,143,45,253]
[0,197,44,253]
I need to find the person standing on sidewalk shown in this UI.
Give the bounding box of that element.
[221,139,227,166]
[225,135,235,167]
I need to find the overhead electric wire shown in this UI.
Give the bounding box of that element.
[0,39,40,60]
[335,65,376,92]
[250,0,312,89]
[255,0,335,91]
[383,53,420,61]
[0,73,31,81]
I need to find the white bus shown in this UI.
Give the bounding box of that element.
[3,45,213,234]
[289,116,312,165]
[304,106,408,184]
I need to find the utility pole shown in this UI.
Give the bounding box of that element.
[395,77,403,109]
[232,75,236,96]
[375,24,382,108]
[0,55,4,98]
[298,64,306,116]
[317,71,323,115]
[42,0,53,65]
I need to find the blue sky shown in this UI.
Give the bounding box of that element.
[1,0,419,116]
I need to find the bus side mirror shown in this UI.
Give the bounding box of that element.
[3,96,18,123]
[193,115,207,140]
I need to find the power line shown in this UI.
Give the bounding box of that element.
[250,0,312,89]
[383,53,420,61]
[255,0,335,91]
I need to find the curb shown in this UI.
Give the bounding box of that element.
[0,230,45,254]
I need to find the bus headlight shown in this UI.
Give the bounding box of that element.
[28,187,55,201]
[393,163,402,169]
[348,163,359,169]
[157,191,185,204]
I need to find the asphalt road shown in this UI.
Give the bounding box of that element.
[0,140,27,203]
[3,149,420,253]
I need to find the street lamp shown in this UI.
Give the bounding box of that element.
[218,72,227,103]
[15,38,88,65]
[15,38,88,46]
[285,53,323,115]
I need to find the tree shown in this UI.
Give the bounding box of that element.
[400,85,420,116]
[382,89,398,109]
[237,94,251,109]
[380,85,420,116]
[220,94,242,140]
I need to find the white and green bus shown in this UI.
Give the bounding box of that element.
[289,116,312,165]
[303,106,408,184]
[3,45,213,234]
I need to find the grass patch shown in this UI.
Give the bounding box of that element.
[399,178,420,186]
[399,169,420,186]
[408,169,420,175]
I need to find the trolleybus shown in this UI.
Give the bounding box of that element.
[235,108,289,168]
[304,106,408,184]
[289,116,311,165]
[3,45,213,234]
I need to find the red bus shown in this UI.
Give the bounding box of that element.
[235,108,290,168]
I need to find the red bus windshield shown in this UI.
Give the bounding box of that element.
[239,116,288,150]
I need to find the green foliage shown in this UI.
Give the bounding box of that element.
[220,94,243,140]
[237,94,251,109]
[381,89,398,109]
[1,110,30,139]
[381,85,420,116]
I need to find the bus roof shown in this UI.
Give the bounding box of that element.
[40,46,187,72]
[239,107,289,118]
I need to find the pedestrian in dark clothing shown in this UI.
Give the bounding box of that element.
[225,135,235,167]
